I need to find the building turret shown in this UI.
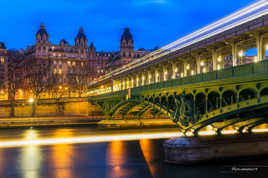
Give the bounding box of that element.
[88,42,96,59]
[75,27,87,49]
[120,28,134,58]
[35,23,50,56]
[0,42,6,50]
[36,23,49,44]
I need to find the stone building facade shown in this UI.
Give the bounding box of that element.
[0,42,8,100]
[0,24,152,99]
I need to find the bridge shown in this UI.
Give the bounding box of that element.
[88,0,268,136]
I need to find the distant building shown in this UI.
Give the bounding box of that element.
[106,28,152,72]
[6,24,153,98]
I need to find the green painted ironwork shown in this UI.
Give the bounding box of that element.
[89,61,268,136]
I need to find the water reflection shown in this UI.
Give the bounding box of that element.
[140,139,160,177]
[106,141,128,178]
[20,130,42,178]
[0,149,4,175]
[51,129,75,178]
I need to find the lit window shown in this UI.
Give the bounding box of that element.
[59,69,62,75]
[0,57,4,64]
[81,62,84,66]
[67,61,71,65]
[53,69,57,74]
[72,61,76,66]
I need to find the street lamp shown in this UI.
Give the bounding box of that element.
[254,56,258,63]
[186,64,190,70]
[217,64,221,70]
[28,98,34,103]
[217,56,222,62]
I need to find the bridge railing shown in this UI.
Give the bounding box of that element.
[89,60,268,99]
[131,60,268,95]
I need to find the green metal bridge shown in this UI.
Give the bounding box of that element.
[88,1,268,136]
[89,61,268,136]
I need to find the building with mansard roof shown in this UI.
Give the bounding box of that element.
[18,24,153,98]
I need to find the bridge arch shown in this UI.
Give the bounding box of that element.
[239,88,257,102]
[260,87,268,96]
[222,90,237,107]
[195,93,206,115]
[208,91,220,111]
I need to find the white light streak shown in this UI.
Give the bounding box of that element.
[89,1,268,87]
[0,132,183,148]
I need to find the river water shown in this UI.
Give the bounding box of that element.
[0,126,267,178]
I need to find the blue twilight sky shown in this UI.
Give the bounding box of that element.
[0,0,255,51]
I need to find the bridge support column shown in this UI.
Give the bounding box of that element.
[136,74,140,87]
[196,55,201,74]
[141,72,145,86]
[183,61,188,77]
[163,66,168,81]
[231,42,238,67]
[155,69,160,83]
[130,77,134,88]
[212,49,218,71]
[148,71,152,84]
[205,94,208,114]
[256,33,265,62]
[171,62,178,79]
[164,136,268,164]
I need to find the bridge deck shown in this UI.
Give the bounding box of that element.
[90,60,268,100]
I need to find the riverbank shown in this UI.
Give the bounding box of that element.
[0,116,102,128]
[97,119,176,128]
[0,116,176,129]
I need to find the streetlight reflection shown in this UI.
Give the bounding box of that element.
[52,129,75,178]
[139,139,159,177]
[20,130,42,178]
[106,141,127,178]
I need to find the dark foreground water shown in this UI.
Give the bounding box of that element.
[0,126,268,178]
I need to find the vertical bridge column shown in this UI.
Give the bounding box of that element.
[141,71,146,86]
[212,49,218,71]
[192,53,201,74]
[256,32,265,62]
[136,74,140,87]
[163,65,168,81]
[148,70,152,85]
[155,68,160,83]
[171,62,178,79]
[231,41,238,67]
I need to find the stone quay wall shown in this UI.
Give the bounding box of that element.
[0,98,103,117]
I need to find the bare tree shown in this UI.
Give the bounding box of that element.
[7,51,24,117]
[67,63,88,97]
[25,58,53,116]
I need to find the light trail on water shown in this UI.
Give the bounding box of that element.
[0,128,267,148]
[0,132,184,148]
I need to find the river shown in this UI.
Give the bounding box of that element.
[0,126,267,178]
